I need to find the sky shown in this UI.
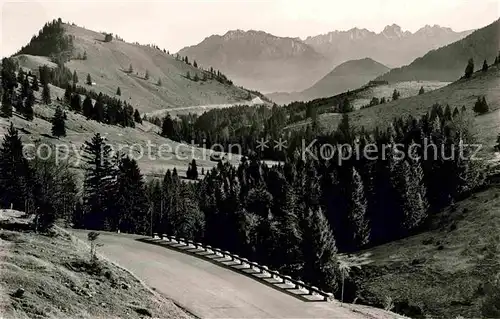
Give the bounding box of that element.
[1,0,499,57]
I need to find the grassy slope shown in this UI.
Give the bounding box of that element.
[345,185,500,318]
[0,210,192,319]
[285,65,500,148]
[14,23,252,114]
[0,82,241,178]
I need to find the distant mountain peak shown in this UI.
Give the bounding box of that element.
[381,24,409,38]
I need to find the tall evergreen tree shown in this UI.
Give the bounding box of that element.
[115,156,149,234]
[464,58,474,79]
[0,123,32,211]
[116,87,121,96]
[70,93,82,112]
[82,95,93,119]
[348,168,370,249]
[300,207,339,292]
[82,133,117,230]
[24,89,35,121]
[42,83,51,104]
[51,106,66,137]
[418,86,425,95]
[1,91,13,118]
[482,59,489,72]
[72,70,78,83]
[86,73,92,85]
[134,109,142,123]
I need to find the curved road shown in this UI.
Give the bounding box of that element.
[72,230,397,319]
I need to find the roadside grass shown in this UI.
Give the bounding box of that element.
[344,186,500,318]
[0,210,192,319]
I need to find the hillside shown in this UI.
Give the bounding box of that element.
[0,81,241,179]
[285,64,500,147]
[377,19,500,83]
[0,210,192,319]
[268,58,390,104]
[14,21,254,114]
[177,30,331,93]
[345,185,500,318]
[304,24,472,68]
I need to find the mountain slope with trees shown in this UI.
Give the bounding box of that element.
[376,19,499,82]
[13,20,256,114]
[177,30,331,93]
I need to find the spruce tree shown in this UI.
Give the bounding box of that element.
[194,73,199,82]
[115,156,149,234]
[83,51,87,60]
[300,207,339,292]
[482,59,489,72]
[116,87,121,96]
[392,89,400,101]
[42,83,51,104]
[0,123,32,210]
[418,86,425,95]
[473,96,489,114]
[64,84,72,103]
[86,73,92,85]
[51,106,66,137]
[82,133,117,230]
[24,89,35,121]
[1,91,13,118]
[128,64,133,74]
[133,109,142,123]
[464,58,474,79]
[92,98,105,122]
[70,93,82,112]
[72,70,78,83]
[144,70,149,80]
[157,78,162,86]
[82,95,93,118]
[348,168,370,249]
[193,60,198,68]
[186,71,191,80]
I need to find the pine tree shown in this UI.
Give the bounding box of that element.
[64,84,72,103]
[133,109,142,123]
[82,133,117,230]
[51,106,66,137]
[92,98,105,122]
[82,95,93,119]
[1,91,13,118]
[0,123,32,211]
[42,83,51,104]
[392,89,400,101]
[83,51,87,60]
[161,114,177,138]
[86,73,92,85]
[115,156,149,234]
[72,70,78,83]
[193,60,198,68]
[300,207,339,292]
[144,70,149,80]
[482,59,489,72]
[193,73,199,82]
[186,71,191,80]
[418,86,425,95]
[24,89,35,121]
[464,58,474,79]
[473,96,489,114]
[116,87,121,96]
[70,93,82,112]
[348,168,370,249]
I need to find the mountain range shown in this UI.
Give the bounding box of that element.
[178,24,472,93]
[376,19,500,82]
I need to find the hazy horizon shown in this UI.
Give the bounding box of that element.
[1,0,498,58]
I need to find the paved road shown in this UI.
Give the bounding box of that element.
[72,230,396,319]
